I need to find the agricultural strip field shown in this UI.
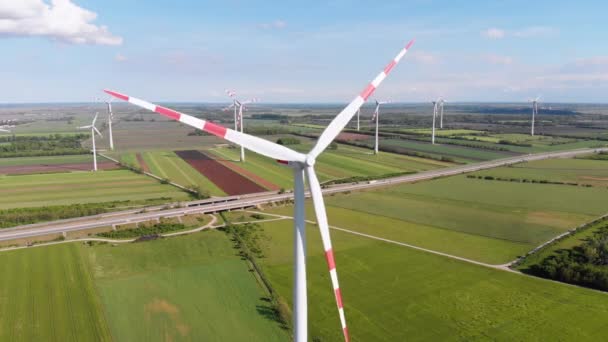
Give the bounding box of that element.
[380,138,515,162]
[209,142,450,190]
[472,157,608,187]
[175,150,266,195]
[141,150,225,196]
[255,220,608,341]
[110,121,223,152]
[267,167,608,264]
[0,169,189,209]
[86,230,288,341]
[0,243,111,341]
[0,154,93,167]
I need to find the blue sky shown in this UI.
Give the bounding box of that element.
[2,0,608,103]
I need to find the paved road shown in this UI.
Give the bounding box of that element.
[1,147,605,242]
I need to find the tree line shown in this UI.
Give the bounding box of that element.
[0,134,90,157]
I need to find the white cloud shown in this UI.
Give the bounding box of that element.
[114,53,127,62]
[483,53,513,65]
[258,20,287,30]
[0,0,122,46]
[481,28,505,39]
[410,50,439,65]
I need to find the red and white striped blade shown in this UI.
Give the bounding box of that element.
[305,166,349,342]
[103,90,306,163]
[309,39,414,159]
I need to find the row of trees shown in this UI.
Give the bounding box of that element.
[466,174,594,187]
[0,134,89,157]
[528,224,608,292]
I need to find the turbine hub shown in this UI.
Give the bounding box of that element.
[305,155,316,167]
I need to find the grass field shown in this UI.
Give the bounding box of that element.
[86,230,289,341]
[209,143,450,189]
[0,154,93,167]
[381,139,511,162]
[255,219,608,341]
[473,158,608,187]
[265,171,608,264]
[0,169,190,209]
[0,244,111,341]
[142,150,226,196]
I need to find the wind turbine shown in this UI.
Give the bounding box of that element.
[103,98,115,150]
[224,90,259,162]
[431,99,438,144]
[529,96,541,136]
[103,39,414,342]
[78,113,103,171]
[438,98,446,129]
[372,100,391,154]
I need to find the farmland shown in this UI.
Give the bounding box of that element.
[85,230,289,341]
[141,150,226,196]
[0,169,189,209]
[209,142,450,189]
[266,167,608,264]
[254,219,608,341]
[0,244,111,341]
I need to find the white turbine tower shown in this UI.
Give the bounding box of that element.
[372,100,391,155]
[104,98,115,150]
[224,90,259,162]
[438,97,446,129]
[104,39,414,342]
[78,113,103,171]
[431,99,439,144]
[529,96,541,136]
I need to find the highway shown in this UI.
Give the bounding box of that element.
[1,147,605,242]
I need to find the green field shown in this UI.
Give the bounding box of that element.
[0,169,190,209]
[86,230,288,341]
[263,171,608,264]
[381,139,511,162]
[141,150,226,196]
[0,154,93,167]
[255,219,608,341]
[0,244,111,341]
[473,158,608,187]
[209,143,450,189]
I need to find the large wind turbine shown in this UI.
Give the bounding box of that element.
[224,90,259,162]
[78,113,103,171]
[372,100,391,154]
[529,96,541,136]
[104,39,414,342]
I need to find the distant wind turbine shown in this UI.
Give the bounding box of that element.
[431,99,439,144]
[438,98,446,129]
[224,90,259,162]
[529,96,541,136]
[78,113,103,171]
[372,100,391,154]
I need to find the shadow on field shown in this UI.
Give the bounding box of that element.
[256,299,289,330]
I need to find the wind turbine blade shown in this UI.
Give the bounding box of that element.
[309,39,414,159]
[78,125,92,129]
[93,127,103,137]
[222,103,235,112]
[104,90,306,163]
[305,167,349,342]
[0,128,10,132]
[225,89,236,98]
[92,113,99,126]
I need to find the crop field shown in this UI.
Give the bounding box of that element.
[141,150,225,196]
[266,170,608,264]
[209,142,450,189]
[473,158,608,187]
[175,150,267,195]
[380,139,513,162]
[86,230,288,341]
[0,169,189,209]
[0,154,92,167]
[110,121,223,152]
[255,219,608,341]
[0,244,111,341]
